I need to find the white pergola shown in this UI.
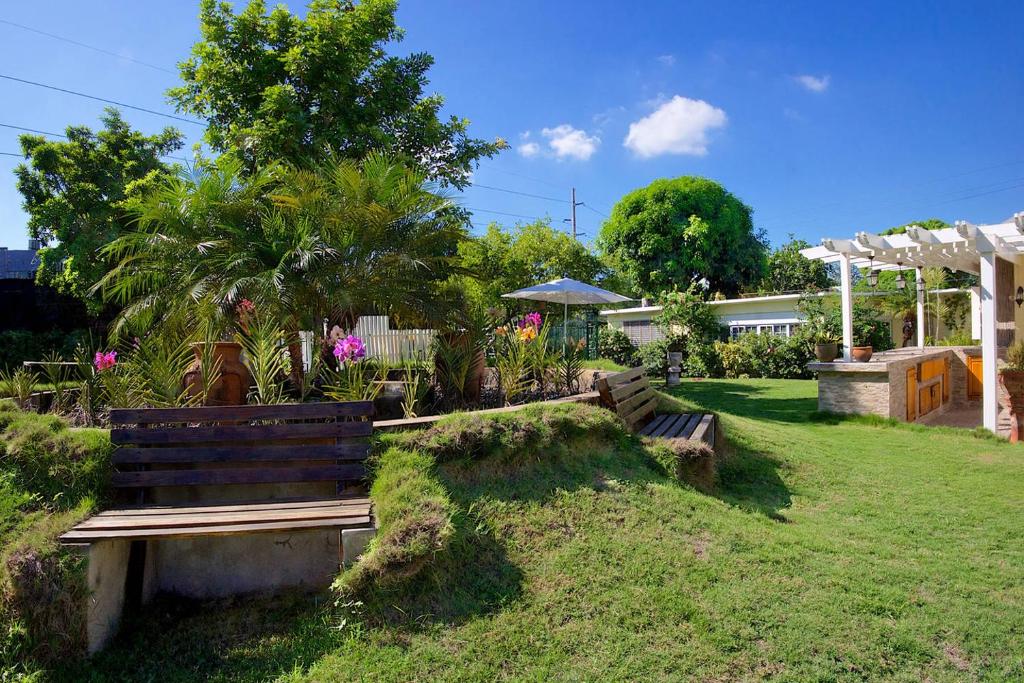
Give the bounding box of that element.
[801,212,1024,433]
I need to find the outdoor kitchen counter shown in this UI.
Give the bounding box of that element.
[809,346,982,421]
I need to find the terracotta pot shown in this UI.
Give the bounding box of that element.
[814,342,839,363]
[851,346,873,362]
[183,341,252,406]
[999,370,1024,442]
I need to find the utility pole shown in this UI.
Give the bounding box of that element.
[569,187,584,240]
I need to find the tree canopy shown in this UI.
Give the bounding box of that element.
[169,0,505,186]
[597,176,766,297]
[14,108,183,307]
[458,220,609,311]
[759,236,835,293]
[96,153,469,338]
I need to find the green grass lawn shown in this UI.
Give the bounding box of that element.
[63,379,1024,681]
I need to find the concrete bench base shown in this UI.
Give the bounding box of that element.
[77,524,376,654]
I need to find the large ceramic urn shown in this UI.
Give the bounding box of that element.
[183,341,252,406]
[999,370,1024,443]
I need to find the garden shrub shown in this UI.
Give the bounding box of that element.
[636,338,670,378]
[335,448,454,594]
[0,329,88,373]
[597,328,636,367]
[718,333,813,379]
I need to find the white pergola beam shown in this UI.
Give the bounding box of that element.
[916,267,925,348]
[979,250,998,433]
[839,253,854,361]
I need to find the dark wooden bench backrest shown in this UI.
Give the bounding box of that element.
[109,401,373,492]
[596,367,658,429]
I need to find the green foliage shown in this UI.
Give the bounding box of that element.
[0,329,87,373]
[0,406,112,672]
[597,176,767,296]
[395,402,624,465]
[15,108,182,307]
[759,236,835,293]
[169,0,504,187]
[493,331,532,405]
[98,153,469,339]
[797,293,894,352]
[558,338,587,394]
[636,337,672,378]
[653,286,725,376]
[323,361,383,403]
[399,359,431,419]
[717,334,813,379]
[457,221,609,311]
[1005,341,1024,372]
[0,369,37,410]
[597,327,636,367]
[934,330,978,347]
[335,448,454,594]
[0,409,112,510]
[237,317,291,405]
[123,335,194,408]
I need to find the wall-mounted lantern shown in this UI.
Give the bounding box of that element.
[1016,286,1024,308]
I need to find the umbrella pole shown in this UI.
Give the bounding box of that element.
[563,300,569,353]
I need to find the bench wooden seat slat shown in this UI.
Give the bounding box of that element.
[690,414,716,448]
[111,420,371,445]
[113,443,370,465]
[615,385,657,417]
[652,413,688,438]
[622,394,660,428]
[76,504,371,531]
[111,464,366,488]
[94,497,369,517]
[110,401,373,424]
[602,366,644,388]
[668,413,702,439]
[638,414,668,436]
[60,515,373,542]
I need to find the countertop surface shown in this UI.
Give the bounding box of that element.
[809,346,980,373]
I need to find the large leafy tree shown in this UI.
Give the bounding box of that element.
[169,0,505,187]
[759,236,836,293]
[458,221,610,311]
[96,153,469,350]
[14,108,183,307]
[597,176,767,297]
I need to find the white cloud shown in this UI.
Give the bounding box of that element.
[541,124,600,161]
[656,54,676,67]
[793,74,830,93]
[623,96,727,158]
[517,141,540,158]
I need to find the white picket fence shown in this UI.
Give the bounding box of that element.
[300,316,437,369]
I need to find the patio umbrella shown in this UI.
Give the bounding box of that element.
[501,277,633,349]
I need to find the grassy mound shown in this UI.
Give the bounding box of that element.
[0,401,112,674]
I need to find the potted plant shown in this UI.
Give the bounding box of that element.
[851,336,873,363]
[999,340,1024,442]
[813,330,840,363]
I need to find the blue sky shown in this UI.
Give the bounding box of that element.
[1,1,1022,250]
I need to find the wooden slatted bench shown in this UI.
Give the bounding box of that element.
[596,367,715,448]
[60,400,376,653]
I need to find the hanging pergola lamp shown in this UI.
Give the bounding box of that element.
[867,254,879,288]
[895,262,906,290]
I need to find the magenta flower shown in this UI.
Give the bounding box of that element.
[518,312,542,330]
[332,335,367,364]
[93,350,117,372]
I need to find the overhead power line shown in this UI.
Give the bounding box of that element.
[0,73,204,126]
[0,18,174,74]
[0,151,23,157]
[469,182,567,204]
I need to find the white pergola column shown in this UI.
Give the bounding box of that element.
[916,266,925,347]
[840,253,854,361]
[980,251,998,433]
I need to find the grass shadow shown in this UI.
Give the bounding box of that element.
[712,435,793,521]
[665,379,818,425]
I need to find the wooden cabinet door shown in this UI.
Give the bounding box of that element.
[906,367,917,421]
[967,356,983,400]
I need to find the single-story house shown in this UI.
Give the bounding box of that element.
[599,289,977,347]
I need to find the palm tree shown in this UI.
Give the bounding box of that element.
[96,152,470,383]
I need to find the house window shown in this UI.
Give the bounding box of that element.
[729,325,758,339]
[622,319,665,346]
